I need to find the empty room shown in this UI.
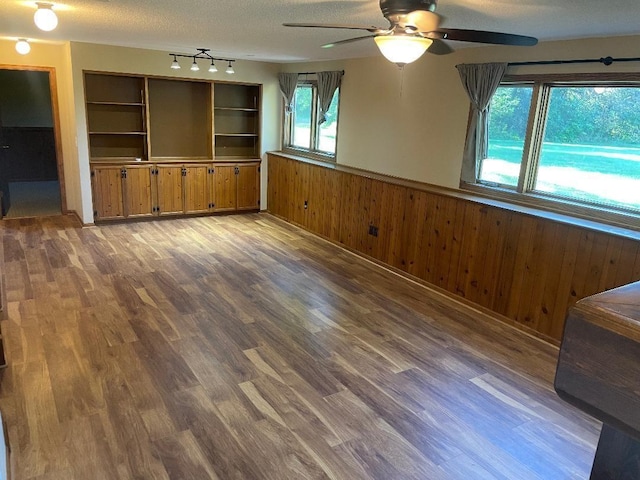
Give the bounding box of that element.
[1,0,639,478]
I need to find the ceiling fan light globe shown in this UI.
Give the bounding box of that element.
[374,35,432,66]
[34,3,58,31]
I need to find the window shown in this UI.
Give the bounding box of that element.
[478,76,640,218]
[285,81,339,158]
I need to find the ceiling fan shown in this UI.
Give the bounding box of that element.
[284,0,538,66]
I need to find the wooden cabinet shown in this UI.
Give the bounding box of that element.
[156,164,212,216]
[91,164,155,220]
[184,165,211,214]
[124,165,155,218]
[156,165,184,216]
[213,162,260,212]
[91,166,125,220]
[237,163,260,210]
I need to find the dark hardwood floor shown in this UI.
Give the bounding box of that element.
[0,214,599,479]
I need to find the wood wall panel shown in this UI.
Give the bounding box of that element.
[267,153,640,343]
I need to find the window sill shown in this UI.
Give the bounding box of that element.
[280,147,336,164]
[462,182,640,240]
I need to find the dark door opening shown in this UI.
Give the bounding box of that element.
[0,68,62,218]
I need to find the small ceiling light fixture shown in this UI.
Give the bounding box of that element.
[374,35,433,67]
[225,61,235,75]
[15,38,31,55]
[168,48,236,75]
[34,2,58,32]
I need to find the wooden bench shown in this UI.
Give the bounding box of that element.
[555,281,640,479]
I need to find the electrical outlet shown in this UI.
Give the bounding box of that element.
[368,225,379,237]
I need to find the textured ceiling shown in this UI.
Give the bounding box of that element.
[2,0,640,62]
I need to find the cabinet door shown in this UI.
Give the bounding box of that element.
[91,166,124,220]
[213,165,237,212]
[184,165,211,214]
[124,165,154,218]
[156,165,184,216]
[236,163,260,211]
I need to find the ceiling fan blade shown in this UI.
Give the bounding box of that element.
[322,35,377,49]
[283,23,387,34]
[404,10,440,32]
[426,39,454,55]
[426,28,538,46]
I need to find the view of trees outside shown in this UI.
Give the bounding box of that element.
[318,92,339,153]
[292,85,338,154]
[484,85,640,212]
[292,85,312,149]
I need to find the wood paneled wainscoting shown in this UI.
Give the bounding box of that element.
[267,153,640,343]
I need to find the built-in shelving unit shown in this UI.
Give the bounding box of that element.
[214,83,260,159]
[85,73,148,161]
[85,72,262,222]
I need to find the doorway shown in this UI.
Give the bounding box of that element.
[0,67,65,218]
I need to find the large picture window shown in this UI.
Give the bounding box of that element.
[477,76,640,219]
[284,81,339,158]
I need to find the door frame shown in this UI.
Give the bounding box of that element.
[0,64,67,213]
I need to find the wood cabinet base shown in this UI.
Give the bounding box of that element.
[91,161,260,222]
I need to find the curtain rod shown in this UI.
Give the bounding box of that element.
[293,70,345,75]
[509,56,640,67]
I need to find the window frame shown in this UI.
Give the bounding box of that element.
[282,79,340,161]
[464,72,640,230]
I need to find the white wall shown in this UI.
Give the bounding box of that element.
[69,42,281,223]
[280,34,640,190]
[0,40,81,215]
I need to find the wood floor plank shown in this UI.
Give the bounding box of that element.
[0,214,599,479]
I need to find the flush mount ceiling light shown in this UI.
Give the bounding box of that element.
[168,48,235,75]
[15,38,31,55]
[34,2,58,32]
[374,35,433,66]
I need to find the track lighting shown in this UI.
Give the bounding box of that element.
[15,39,31,55]
[168,48,235,74]
[34,2,58,32]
